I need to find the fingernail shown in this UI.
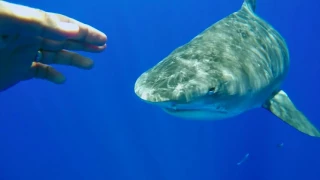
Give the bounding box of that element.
[57,22,79,32]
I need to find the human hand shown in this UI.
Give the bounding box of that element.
[0,1,107,91]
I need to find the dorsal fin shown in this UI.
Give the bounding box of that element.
[242,0,256,12]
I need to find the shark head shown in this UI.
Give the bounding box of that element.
[134,45,242,120]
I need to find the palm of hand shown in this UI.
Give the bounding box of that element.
[0,35,41,90]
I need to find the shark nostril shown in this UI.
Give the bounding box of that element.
[171,103,177,110]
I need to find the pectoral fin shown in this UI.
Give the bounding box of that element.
[263,90,320,137]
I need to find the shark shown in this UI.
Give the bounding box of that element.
[134,0,320,137]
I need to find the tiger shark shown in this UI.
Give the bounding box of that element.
[134,0,320,137]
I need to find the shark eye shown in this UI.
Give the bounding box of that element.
[207,87,215,95]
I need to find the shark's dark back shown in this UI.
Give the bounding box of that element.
[167,1,290,99]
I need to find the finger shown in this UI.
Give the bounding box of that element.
[51,13,107,46]
[39,38,106,52]
[0,1,80,41]
[64,40,107,52]
[39,50,94,69]
[29,62,66,84]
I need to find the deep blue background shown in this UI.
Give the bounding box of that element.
[0,0,319,179]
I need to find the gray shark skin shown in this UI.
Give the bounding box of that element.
[134,0,320,137]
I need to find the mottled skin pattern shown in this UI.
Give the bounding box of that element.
[263,90,320,136]
[135,2,289,119]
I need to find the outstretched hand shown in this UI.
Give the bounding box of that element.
[0,1,107,91]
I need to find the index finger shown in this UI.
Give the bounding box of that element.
[52,13,107,46]
[0,1,107,45]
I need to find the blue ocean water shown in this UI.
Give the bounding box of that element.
[0,0,319,179]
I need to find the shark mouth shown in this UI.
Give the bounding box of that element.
[161,106,231,120]
[163,107,201,113]
[163,107,228,114]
